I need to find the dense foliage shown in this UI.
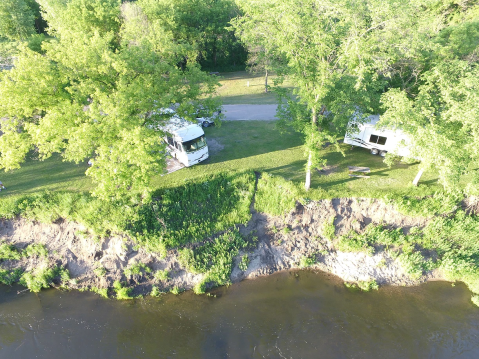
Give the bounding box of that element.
[0,172,255,253]
[130,172,255,253]
[234,0,479,191]
[0,0,220,199]
[336,211,479,300]
[179,229,249,294]
[138,0,247,70]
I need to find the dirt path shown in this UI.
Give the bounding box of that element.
[222,105,278,121]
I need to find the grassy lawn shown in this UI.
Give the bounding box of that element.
[155,121,445,198]
[216,71,293,104]
[0,121,446,199]
[0,153,92,197]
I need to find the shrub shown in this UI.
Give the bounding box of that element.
[19,266,66,293]
[23,244,49,258]
[0,243,22,261]
[0,268,23,285]
[345,279,379,291]
[358,280,379,291]
[299,255,316,268]
[150,286,161,297]
[338,230,374,255]
[91,287,109,299]
[322,217,336,241]
[124,262,151,279]
[94,266,107,278]
[282,226,292,234]
[113,280,133,300]
[154,269,169,282]
[179,229,248,294]
[238,254,249,271]
[170,286,181,295]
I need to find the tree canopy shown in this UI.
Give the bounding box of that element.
[0,0,36,40]
[235,0,479,192]
[0,0,220,200]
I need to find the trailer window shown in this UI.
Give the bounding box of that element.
[167,136,174,146]
[377,136,387,145]
[369,135,387,145]
[182,135,207,153]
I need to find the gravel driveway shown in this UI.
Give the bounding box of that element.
[222,105,278,121]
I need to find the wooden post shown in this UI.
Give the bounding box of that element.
[412,168,424,186]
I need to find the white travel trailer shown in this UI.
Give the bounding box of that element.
[161,117,209,167]
[344,115,411,157]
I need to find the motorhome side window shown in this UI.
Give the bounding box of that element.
[369,134,387,145]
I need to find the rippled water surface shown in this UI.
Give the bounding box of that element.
[1,271,479,358]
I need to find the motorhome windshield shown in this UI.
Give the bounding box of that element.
[182,135,206,153]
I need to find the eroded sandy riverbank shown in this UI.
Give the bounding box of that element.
[0,197,447,296]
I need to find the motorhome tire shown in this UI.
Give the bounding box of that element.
[379,150,387,157]
[203,121,210,127]
[370,148,379,155]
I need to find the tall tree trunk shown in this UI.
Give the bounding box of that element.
[412,168,424,186]
[264,68,268,93]
[305,108,317,191]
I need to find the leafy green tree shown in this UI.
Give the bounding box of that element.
[232,11,287,93]
[380,7,479,192]
[235,0,386,190]
[0,0,219,200]
[38,0,121,37]
[0,0,36,40]
[138,0,247,70]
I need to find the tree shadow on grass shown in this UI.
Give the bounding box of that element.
[0,154,90,196]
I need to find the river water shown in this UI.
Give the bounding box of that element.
[1,270,478,358]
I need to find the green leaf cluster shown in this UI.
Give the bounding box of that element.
[123,262,151,279]
[19,266,69,293]
[178,229,248,294]
[113,280,133,300]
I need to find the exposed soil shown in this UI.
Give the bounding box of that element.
[232,198,435,286]
[0,197,444,296]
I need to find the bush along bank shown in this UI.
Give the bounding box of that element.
[1,172,479,305]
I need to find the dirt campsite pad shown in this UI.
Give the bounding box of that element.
[164,157,185,175]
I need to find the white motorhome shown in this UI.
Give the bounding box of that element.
[161,117,209,167]
[344,115,411,157]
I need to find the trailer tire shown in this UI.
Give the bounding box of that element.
[370,148,379,155]
[379,150,387,157]
[203,121,210,127]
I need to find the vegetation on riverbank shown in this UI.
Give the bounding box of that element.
[1,168,479,305]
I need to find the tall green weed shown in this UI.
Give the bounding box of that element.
[19,266,69,293]
[179,229,249,294]
[385,191,463,217]
[129,172,255,251]
[255,173,301,215]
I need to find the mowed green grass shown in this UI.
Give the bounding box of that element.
[0,121,446,199]
[216,71,293,105]
[0,153,92,197]
[153,121,445,198]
